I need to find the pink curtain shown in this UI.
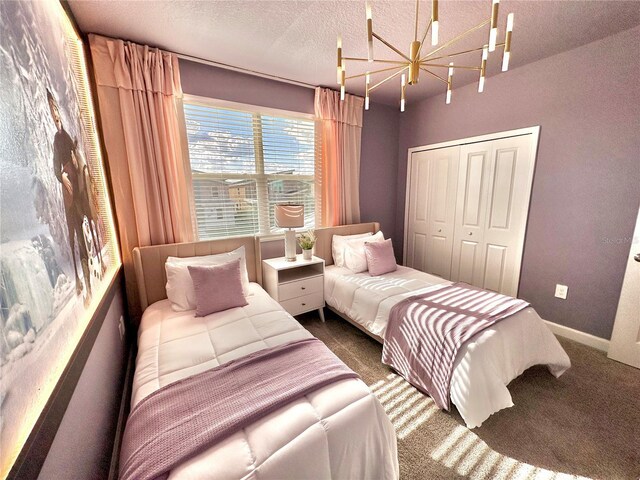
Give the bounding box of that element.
[314,87,364,227]
[89,34,194,319]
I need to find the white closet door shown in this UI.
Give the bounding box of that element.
[405,152,430,272]
[405,147,459,277]
[481,135,534,295]
[450,143,493,286]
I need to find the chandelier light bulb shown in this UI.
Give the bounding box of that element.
[432,0,439,45]
[365,72,371,110]
[502,13,514,71]
[400,73,406,112]
[335,0,515,108]
[479,45,488,92]
[336,35,343,84]
[506,11,514,31]
[489,0,500,52]
[446,62,453,104]
[502,51,510,72]
[432,21,439,46]
[366,3,374,61]
[340,59,346,100]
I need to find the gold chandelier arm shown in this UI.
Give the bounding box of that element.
[372,32,411,62]
[369,65,410,92]
[428,42,505,62]
[419,67,448,84]
[416,18,433,59]
[343,57,408,64]
[421,18,491,61]
[421,62,482,71]
[346,64,410,80]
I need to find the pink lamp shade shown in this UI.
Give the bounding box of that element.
[275,204,304,228]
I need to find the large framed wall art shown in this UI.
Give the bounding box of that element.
[0,1,121,476]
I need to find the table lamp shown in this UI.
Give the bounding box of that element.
[275,204,304,261]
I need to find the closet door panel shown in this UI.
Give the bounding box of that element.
[462,153,486,227]
[405,154,429,270]
[451,145,491,285]
[482,136,534,296]
[426,148,459,278]
[405,147,459,278]
[488,150,516,229]
[457,240,480,284]
[411,233,428,272]
[483,244,508,292]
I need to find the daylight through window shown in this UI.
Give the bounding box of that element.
[184,100,320,239]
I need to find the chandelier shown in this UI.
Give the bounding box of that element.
[336,0,514,111]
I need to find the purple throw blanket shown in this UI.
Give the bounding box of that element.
[120,338,358,480]
[382,282,529,410]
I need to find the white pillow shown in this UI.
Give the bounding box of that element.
[344,231,385,273]
[165,246,251,311]
[332,232,372,267]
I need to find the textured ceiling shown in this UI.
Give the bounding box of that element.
[69,0,640,106]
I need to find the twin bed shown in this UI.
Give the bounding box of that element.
[315,223,571,429]
[128,236,398,480]
[124,224,570,478]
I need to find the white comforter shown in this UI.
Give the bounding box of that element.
[134,283,399,479]
[324,265,571,428]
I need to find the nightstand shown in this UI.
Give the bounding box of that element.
[262,255,326,322]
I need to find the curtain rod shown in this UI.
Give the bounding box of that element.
[176,52,317,90]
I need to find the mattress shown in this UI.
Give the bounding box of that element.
[324,266,571,428]
[133,283,399,479]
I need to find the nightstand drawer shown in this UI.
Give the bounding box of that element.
[280,291,324,316]
[278,275,323,301]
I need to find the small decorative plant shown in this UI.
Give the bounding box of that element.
[297,230,316,251]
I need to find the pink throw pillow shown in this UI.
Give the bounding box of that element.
[364,239,397,276]
[188,259,248,317]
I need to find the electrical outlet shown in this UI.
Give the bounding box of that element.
[554,284,568,300]
[118,315,126,340]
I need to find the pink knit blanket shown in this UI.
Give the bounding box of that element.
[382,282,530,410]
[119,338,358,480]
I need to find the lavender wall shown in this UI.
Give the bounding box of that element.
[38,286,128,479]
[179,59,400,239]
[360,102,400,240]
[395,26,640,339]
[180,59,315,114]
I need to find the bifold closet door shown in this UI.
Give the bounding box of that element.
[405,146,459,277]
[450,135,534,296]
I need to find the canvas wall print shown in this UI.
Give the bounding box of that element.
[0,0,120,475]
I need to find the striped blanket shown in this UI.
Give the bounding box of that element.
[382,282,530,410]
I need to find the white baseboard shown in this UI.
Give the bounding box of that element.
[543,320,610,352]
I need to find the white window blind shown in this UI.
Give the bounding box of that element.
[184,101,320,240]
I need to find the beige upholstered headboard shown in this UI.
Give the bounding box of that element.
[314,222,381,266]
[133,236,261,312]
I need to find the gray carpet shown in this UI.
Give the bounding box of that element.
[299,310,640,480]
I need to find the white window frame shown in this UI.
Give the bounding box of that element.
[183,94,320,240]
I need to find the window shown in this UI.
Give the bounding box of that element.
[184,99,320,239]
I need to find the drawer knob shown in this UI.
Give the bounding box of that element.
[301,286,306,290]
[302,303,306,306]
